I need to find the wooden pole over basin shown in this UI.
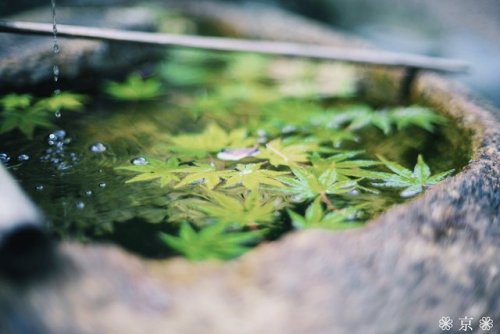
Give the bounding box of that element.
[0,20,469,73]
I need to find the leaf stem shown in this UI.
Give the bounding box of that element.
[320,192,336,211]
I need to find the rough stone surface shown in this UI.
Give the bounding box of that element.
[0,1,499,333]
[0,5,160,92]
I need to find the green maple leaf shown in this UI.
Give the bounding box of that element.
[310,151,381,180]
[330,104,393,134]
[0,92,87,139]
[197,191,277,227]
[304,127,358,147]
[255,100,325,134]
[288,198,363,230]
[115,157,181,187]
[160,62,212,87]
[258,138,317,167]
[223,163,288,190]
[279,167,357,201]
[225,53,269,82]
[174,163,233,190]
[391,106,446,131]
[0,108,54,139]
[168,123,255,158]
[0,93,32,111]
[159,221,260,261]
[33,92,88,112]
[373,154,454,197]
[104,73,162,101]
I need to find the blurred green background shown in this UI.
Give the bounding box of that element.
[2,0,500,106]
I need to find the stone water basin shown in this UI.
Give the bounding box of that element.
[0,1,499,333]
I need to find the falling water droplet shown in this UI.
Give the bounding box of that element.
[53,65,60,82]
[75,201,85,209]
[18,154,30,162]
[0,153,10,163]
[98,182,107,188]
[131,157,148,165]
[51,0,62,118]
[85,190,93,196]
[90,142,107,153]
[36,185,44,191]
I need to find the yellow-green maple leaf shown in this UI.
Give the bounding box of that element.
[168,123,255,158]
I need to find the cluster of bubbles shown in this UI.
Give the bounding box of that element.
[0,152,32,163]
[0,152,11,163]
[40,129,79,171]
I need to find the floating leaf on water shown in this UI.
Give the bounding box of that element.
[258,138,317,167]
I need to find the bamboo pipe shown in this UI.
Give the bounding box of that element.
[0,20,469,73]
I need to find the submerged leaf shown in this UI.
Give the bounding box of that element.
[0,93,32,111]
[288,198,363,230]
[168,123,256,158]
[34,92,88,112]
[159,221,260,261]
[391,106,446,131]
[310,151,381,180]
[197,191,277,227]
[104,73,162,101]
[372,154,454,197]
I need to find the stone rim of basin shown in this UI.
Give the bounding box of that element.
[0,1,499,333]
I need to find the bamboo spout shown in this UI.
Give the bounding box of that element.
[0,20,469,73]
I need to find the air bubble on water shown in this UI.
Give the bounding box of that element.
[290,195,304,203]
[75,201,85,209]
[99,182,107,188]
[90,142,107,153]
[35,185,44,191]
[256,129,267,137]
[85,190,93,196]
[0,153,10,163]
[48,129,66,145]
[18,154,30,162]
[281,125,296,134]
[131,157,148,165]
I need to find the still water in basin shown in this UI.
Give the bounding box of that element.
[0,47,472,259]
